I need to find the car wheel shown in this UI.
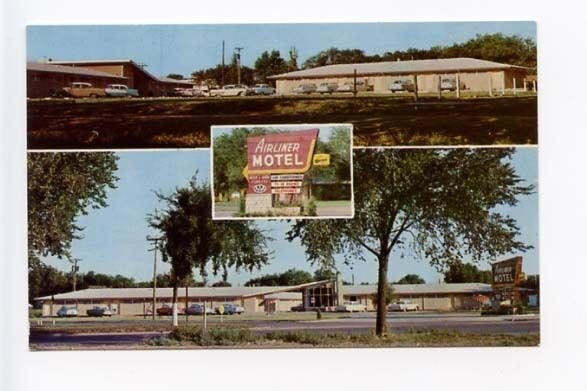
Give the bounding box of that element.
[89,93,97,98]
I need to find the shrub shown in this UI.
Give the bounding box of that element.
[303,197,317,216]
[170,326,255,346]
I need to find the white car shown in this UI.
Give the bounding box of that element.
[337,81,370,93]
[388,300,419,312]
[105,84,139,97]
[253,84,275,95]
[316,82,338,94]
[56,306,79,317]
[210,84,249,97]
[292,83,317,94]
[440,77,466,91]
[389,80,415,93]
[335,302,367,312]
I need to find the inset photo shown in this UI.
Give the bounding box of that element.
[212,124,353,219]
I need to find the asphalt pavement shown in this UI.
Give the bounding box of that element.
[29,311,539,348]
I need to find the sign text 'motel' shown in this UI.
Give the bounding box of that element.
[246,129,319,175]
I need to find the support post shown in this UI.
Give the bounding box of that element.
[412,74,418,102]
[437,75,441,100]
[533,80,537,93]
[513,78,517,96]
[147,236,163,321]
[523,79,527,91]
[185,286,189,324]
[456,73,461,99]
[353,69,358,97]
[488,74,493,97]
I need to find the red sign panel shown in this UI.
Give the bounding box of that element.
[247,129,319,175]
[247,175,271,194]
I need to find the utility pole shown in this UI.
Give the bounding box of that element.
[69,258,81,291]
[221,40,225,86]
[147,235,163,321]
[235,47,244,85]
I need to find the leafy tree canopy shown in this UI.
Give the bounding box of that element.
[245,268,314,287]
[287,148,533,335]
[254,50,288,82]
[395,274,426,284]
[443,261,492,284]
[27,152,118,264]
[191,64,255,86]
[302,34,536,69]
[165,73,185,80]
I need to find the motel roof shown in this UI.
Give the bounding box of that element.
[27,62,128,80]
[268,57,528,80]
[44,59,172,84]
[345,283,493,295]
[35,282,491,301]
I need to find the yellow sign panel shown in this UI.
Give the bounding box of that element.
[313,154,330,166]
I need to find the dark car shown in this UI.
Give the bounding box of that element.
[86,306,113,317]
[156,304,174,316]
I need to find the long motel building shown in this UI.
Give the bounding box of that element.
[35,278,492,316]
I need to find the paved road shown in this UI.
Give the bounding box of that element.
[29,312,539,348]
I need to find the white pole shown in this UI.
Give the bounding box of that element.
[456,73,461,99]
[488,74,493,97]
[523,79,527,91]
[513,78,517,96]
[533,80,537,93]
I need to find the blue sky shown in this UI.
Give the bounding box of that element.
[27,22,536,78]
[43,147,538,286]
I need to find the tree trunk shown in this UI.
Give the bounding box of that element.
[172,283,178,327]
[375,253,389,336]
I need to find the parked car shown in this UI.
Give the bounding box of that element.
[56,306,79,317]
[290,304,305,312]
[388,300,419,312]
[185,303,215,315]
[192,86,210,97]
[440,77,466,91]
[335,302,367,313]
[105,84,139,97]
[60,82,107,98]
[337,80,371,93]
[216,303,245,315]
[292,83,317,94]
[316,82,338,94]
[250,83,275,95]
[156,304,175,316]
[389,79,416,93]
[210,84,249,97]
[86,306,113,317]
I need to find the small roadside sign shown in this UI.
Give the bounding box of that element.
[270,174,304,181]
[313,153,330,166]
[271,188,301,194]
[271,181,302,188]
[217,305,225,315]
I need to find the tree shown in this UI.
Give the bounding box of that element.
[443,261,492,284]
[288,47,299,71]
[254,50,288,82]
[149,175,271,326]
[245,268,313,287]
[302,47,369,69]
[165,73,185,80]
[395,274,425,284]
[287,148,533,335]
[28,152,118,264]
[191,64,255,86]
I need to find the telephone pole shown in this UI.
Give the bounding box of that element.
[234,47,244,85]
[221,40,225,86]
[147,235,163,320]
[70,258,81,291]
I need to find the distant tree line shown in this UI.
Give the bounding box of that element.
[301,34,536,69]
[189,34,536,86]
